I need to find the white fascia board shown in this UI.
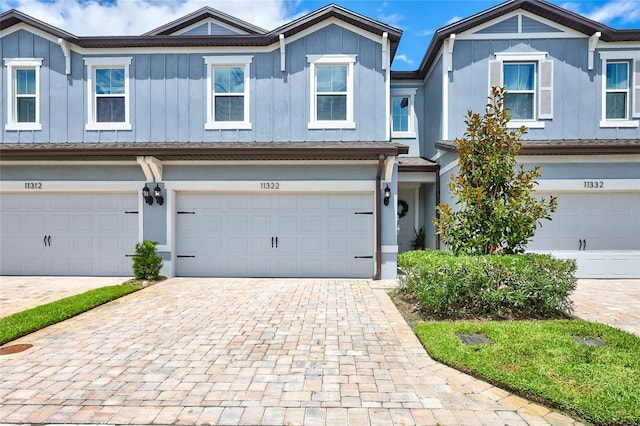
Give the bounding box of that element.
[535,179,640,192]
[165,180,376,192]
[161,160,379,166]
[398,172,436,183]
[0,181,141,192]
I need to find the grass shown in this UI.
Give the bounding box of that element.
[414,320,640,425]
[0,284,140,346]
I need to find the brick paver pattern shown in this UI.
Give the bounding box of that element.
[0,278,583,425]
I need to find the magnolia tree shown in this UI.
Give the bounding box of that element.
[435,87,557,255]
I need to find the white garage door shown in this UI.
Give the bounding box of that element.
[175,192,374,278]
[528,192,640,278]
[0,192,138,276]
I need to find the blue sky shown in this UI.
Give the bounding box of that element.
[2,0,639,70]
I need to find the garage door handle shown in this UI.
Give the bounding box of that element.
[43,235,51,247]
[355,256,373,259]
[47,235,51,247]
[276,237,278,248]
[583,239,586,251]
[579,239,583,251]
[272,237,274,248]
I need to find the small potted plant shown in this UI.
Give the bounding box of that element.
[411,227,425,250]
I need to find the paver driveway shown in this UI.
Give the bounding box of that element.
[0,278,580,425]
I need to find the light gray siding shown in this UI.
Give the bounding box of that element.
[1,24,387,144]
[447,38,640,141]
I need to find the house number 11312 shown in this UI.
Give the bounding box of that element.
[24,182,43,189]
[260,182,280,190]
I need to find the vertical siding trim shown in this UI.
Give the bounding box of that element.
[539,60,553,119]
[633,60,640,118]
[488,59,502,92]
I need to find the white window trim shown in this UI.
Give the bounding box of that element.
[204,55,253,130]
[84,57,132,131]
[4,58,43,131]
[599,51,640,128]
[390,88,417,138]
[307,54,356,129]
[492,52,549,129]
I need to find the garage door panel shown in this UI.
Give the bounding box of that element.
[530,192,639,278]
[0,192,138,276]
[176,192,374,278]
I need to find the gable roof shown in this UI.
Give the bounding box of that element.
[143,6,267,36]
[393,0,640,80]
[0,4,402,58]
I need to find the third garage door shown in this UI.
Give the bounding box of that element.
[175,192,374,278]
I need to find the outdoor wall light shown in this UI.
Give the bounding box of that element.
[154,184,164,206]
[383,185,391,206]
[142,184,154,205]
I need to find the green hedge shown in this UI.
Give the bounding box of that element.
[398,250,577,318]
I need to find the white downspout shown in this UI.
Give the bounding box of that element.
[279,34,286,72]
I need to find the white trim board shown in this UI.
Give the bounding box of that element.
[0,181,141,192]
[166,180,376,192]
[535,179,640,192]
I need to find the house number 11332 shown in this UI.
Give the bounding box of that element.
[584,181,604,189]
[260,182,280,190]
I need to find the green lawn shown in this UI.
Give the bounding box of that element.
[414,320,640,426]
[0,284,140,345]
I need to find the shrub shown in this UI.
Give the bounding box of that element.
[398,250,577,319]
[132,240,163,280]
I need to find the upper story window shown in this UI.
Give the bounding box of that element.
[4,58,42,131]
[204,56,252,130]
[599,51,640,128]
[391,88,417,138]
[489,52,553,129]
[307,54,356,129]
[84,57,132,131]
[503,63,535,120]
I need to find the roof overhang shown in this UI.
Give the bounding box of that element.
[398,157,440,172]
[435,139,640,155]
[0,142,409,162]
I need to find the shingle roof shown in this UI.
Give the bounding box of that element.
[398,157,440,172]
[0,142,409,162]
[435,139,640,155]
[393,0,640,80]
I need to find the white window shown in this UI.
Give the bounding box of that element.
[391,88,417,138]
[599,51,640,128]
[204,56,252,130]
[5,58,43,131]
[489,52,553,128]
[307,54,356,129]
[84,57,132,131]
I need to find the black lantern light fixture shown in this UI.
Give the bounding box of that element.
[154,184,164,206]
[142,184,154,205]
[383,185,391,206]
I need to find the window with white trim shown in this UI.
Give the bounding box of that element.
[391,88,417,138]
[204,56,252,130]
[5,58,43,131]
[489,52,553,128]
[84,57,132,131]
[599,51,640,128]
[307,54,356,129]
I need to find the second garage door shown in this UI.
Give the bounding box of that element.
[528,192,640,278]
[175,192,374,278]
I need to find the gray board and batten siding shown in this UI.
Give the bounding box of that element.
[447,38,640,141]
[1,24,387,144]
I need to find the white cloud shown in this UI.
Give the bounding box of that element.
[584,0,640,24]
[417,29,434,37]
[0,0,302,35]
[445,15,463,25]
[394,54,414,65]
[377,12,404,28]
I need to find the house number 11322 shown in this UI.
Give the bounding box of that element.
[260,182,280,190]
